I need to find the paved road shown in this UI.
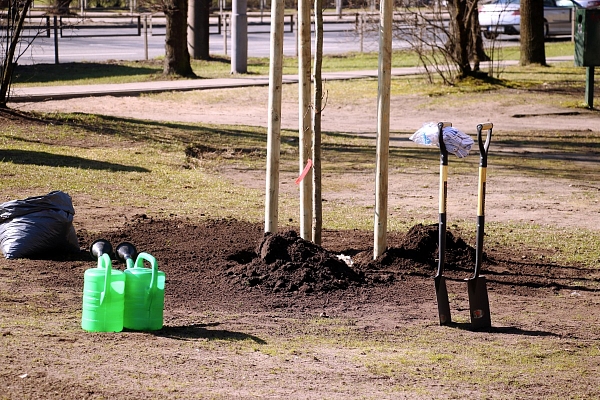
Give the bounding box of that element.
[17,20,400,65]
[9,56,576,103]
[15,11,546,66]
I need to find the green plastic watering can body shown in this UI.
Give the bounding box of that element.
[123,252,165,331]
[81,253,125,332]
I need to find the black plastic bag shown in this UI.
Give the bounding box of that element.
[0,191,80,259]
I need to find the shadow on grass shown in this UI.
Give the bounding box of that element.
[154,323,267,344]
[12,111,598,181]
[51,113,270,147]
[13,62,162,85]
[0,149,150,172]
[447,322,560,337]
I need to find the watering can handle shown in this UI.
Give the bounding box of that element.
[99,253,112,305]
[134,252,158,292]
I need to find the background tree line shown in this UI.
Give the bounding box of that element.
[1,0,548,107]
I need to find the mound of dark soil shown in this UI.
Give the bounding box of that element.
[218,223,477,293]
[226,230,364,293]
[349,224,477,282]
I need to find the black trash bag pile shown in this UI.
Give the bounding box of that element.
[0,191,80,259]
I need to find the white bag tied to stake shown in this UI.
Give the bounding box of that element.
[409,122,474,158]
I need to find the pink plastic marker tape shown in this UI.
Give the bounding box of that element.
[295,159,313,185]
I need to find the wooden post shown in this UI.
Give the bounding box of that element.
[373,0,392,259]
[298,0,312,240]
[264,0,285,234]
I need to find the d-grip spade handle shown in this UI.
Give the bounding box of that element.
[438,121,451,165]
[477,122,493,168]
[473,122,493,280]
[437,121,452,278]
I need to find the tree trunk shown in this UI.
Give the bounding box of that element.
[520,0,546,65]
[164,0,195,76]
[188,0,211,60]
[53,0,72,14]
[196,0,211,60]
[447,0,472,78]
[0,0,33,108]
[312,0,323,245]
[469,2,490,71]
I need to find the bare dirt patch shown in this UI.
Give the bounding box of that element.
[13,85,600,134]
[2,217,599,399]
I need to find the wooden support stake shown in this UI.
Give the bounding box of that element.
[264,0,285,233]
[298,0,312,240]
[373,0,392,259]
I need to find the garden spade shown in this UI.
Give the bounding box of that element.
[435,121,452,325]
[467,122,493,330]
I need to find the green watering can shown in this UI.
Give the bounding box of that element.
[122,251,165,331]
[81,252,125,332]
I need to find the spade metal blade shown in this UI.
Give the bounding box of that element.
[467,275,491,330]
[435,274,451,325]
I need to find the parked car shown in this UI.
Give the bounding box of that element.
[571,0,600,7]
[479,0,574,39]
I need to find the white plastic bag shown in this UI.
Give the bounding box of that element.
[409,123,474,158]
[409,122,440,146]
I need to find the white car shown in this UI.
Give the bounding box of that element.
[571,0,600,7]
[479,0,574,39]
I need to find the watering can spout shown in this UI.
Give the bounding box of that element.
[116,242,137,269]
[90,239,114,260]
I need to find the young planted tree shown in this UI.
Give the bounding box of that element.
[0,0,33,108]
[312,0,323,244]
